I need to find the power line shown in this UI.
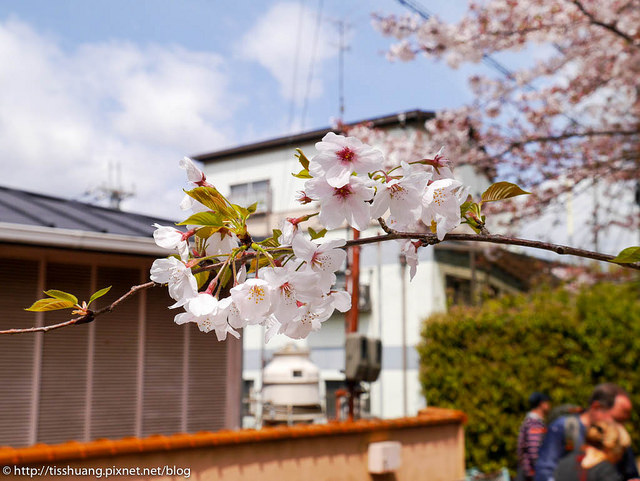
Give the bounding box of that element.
[300,0,325,130]
[395,0,518,81]
[395,0,581,128]
[287,0,307,132]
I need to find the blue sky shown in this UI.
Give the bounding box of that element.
[0,0,497,219]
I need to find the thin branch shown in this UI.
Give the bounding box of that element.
[1,232,638,335]
[491,129,639,161]
[0,281,159,336]
[571,0,639,46]
[345,231,640,270]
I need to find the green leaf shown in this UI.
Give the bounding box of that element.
[220,267,232,288]
[612,246,640,264]
[259,229,282,248]
[232,204,251,221]
[460,201,473,217]
[177,211,225,227]
[184,186,234,216]
[308,227,327,240]
[88,286,112,306]
[194,271,210,290]
[481,182,530,203]
[292,168,312,179]
[195,226,222,239]
[295,148,310,170]
[25,298,75,312]
[469,202,482,218]
[43,289,78,305]
[248,256,272,274]
[247,202,258,215]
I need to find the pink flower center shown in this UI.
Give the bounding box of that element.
[280,282,293,296]
[389,183,405,198]
[337,147,356,164]
[333,184,353,199]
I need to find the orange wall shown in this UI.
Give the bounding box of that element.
[1,409,466,481]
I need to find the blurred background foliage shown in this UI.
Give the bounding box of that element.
[419,279,640,473]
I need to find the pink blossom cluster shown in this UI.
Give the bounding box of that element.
[149,132,471,341]
[373,0,640,234]
[149,157,355,342]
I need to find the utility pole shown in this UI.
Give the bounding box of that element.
[345,228,360,420]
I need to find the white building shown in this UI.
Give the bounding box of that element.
[193,110,547,421]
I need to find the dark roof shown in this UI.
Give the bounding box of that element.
[0,185,175,237]
[192,109,434,163]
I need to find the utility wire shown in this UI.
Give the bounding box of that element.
[287,0,307,132]
[395,0,581,128]
[300,0,325,130]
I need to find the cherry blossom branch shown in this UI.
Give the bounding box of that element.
[348,231,640,271]
[571,0,639,46]
[3,230,638,336]
[0,281,158,336]
[484,129,639,162]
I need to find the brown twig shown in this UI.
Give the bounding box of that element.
[0,281,159,336]
[345,231,640,270]
[1,231,638,335]
[571,0,639,46]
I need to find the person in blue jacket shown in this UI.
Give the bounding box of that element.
[534,383,637,481]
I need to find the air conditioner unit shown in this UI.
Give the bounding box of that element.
[345,334,381,383]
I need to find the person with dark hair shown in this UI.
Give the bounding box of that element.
[534,383,637,481]
[517,392,552,481]
[554,421,630,481]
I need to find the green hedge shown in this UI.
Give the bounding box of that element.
[418,281,640,473]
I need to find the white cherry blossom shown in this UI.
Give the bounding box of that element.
[421,178,468,241]
[261,265,324,324]
[325,289,351,313]
[149,257,198,308]
[371,162,431,224]
[152,224,191,261]
[230,278,272,323]
[179,157,206,185]
[218,297,249,330]
[174,293,239,341]
[262,314,282,343]
[305,175,374,231]
[205,231,238,259]
[278,217,300,245]
[179,195,209,213]
[309,132,384,188]
[292,236,346,292]
[179,157,210,212]
[399,239,421,280]
[279,298,335,340]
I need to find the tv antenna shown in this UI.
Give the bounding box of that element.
[84,161,135,210]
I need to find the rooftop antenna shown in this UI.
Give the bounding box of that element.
[326,17,349,122]
[337,19,348,120]
[84,161,135,210]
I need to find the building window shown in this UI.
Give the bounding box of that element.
[445,275,472,306]
[229,180,271,213]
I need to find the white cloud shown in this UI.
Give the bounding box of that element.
[0,17,239,219]
[238,1,339,102]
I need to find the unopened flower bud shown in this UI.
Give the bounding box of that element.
[296,191,313,204]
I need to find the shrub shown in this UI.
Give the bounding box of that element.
[418,281,640,473]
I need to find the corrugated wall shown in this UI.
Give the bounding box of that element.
[0,248,233,447]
